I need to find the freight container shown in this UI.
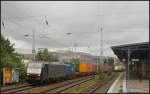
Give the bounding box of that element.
[93,64,97,72]
[98,64,112,73]
[87,63,90,72]
[80,63,97,73]
[93,64,96,73]
[89,64,92,72]
[91,64,95,73]
[89,64,93,73]
[79,63,89,73]
[64,64,75,76]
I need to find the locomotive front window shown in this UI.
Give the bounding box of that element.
[27,62,43,75]
[28,63,42,69]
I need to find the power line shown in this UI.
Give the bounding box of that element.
[2,17,32,31]
[39,34,69,47]
[10,4,49,29]
[2,3,49,32]
[1,18,68,47]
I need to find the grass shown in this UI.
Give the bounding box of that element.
[63,79,97,93]
[63,72,113,93]
[95,72,107,80]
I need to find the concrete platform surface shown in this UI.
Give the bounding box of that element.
[107,72,124,93]
[127,79,149,93]
[107,72,149,93]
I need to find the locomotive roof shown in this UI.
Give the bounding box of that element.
[29,61,66,65]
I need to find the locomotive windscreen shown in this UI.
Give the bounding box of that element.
[27,62,43,75]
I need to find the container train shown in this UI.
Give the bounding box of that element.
[26,61,113,84]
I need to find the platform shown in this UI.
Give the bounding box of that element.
[107,72,149,93]
[127,79,149,93]
[107,72,124,93]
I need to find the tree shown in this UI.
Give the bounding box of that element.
[103,57,114,66]
[1,35,26,83]
[107,57,114,66]
[35,48,58,62]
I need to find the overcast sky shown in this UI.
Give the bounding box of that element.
[1,1,149,57]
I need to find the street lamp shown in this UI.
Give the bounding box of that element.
[66,32,73,52]
[66,32,77,59]
[66,32,72,35]
[24,30,36,61]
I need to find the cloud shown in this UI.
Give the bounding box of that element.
[1,1,149,57]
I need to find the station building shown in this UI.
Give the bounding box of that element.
[111,42,149,79]
[111,42,149,93]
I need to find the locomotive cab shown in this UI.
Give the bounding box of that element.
[26,62,43,83]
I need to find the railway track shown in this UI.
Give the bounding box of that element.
[80,73,118,93]
[94,73,120,93]
[1,84,35,93]
[1,83,29,92]
[1,74,118,93]
[40,75,93,93]
[2,75,93,93]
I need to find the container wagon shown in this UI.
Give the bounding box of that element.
[79,63,97,74]
[98,64,113,73]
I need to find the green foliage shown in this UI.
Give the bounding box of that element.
[69,59,80,64]
[1,35,26,82]
[108,57,114,65]
[35,48,58,62]
[104,57,114,66]
[95,72,106,79]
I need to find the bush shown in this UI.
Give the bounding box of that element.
[95,72,107,79]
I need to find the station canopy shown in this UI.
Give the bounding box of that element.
[111,42,149,62]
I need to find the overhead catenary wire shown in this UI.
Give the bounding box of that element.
[39,34,69,47]
[1,17,68,48]
[2,17,33,31]
[2,3,49,32]
[1,3,67,47]
[2,3,68,47]
[2,2,107,56]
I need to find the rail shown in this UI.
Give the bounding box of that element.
[80,73,118,93]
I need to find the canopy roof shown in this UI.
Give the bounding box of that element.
[111,42,149,62]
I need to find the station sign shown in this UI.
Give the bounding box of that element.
[132,59,139,62]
